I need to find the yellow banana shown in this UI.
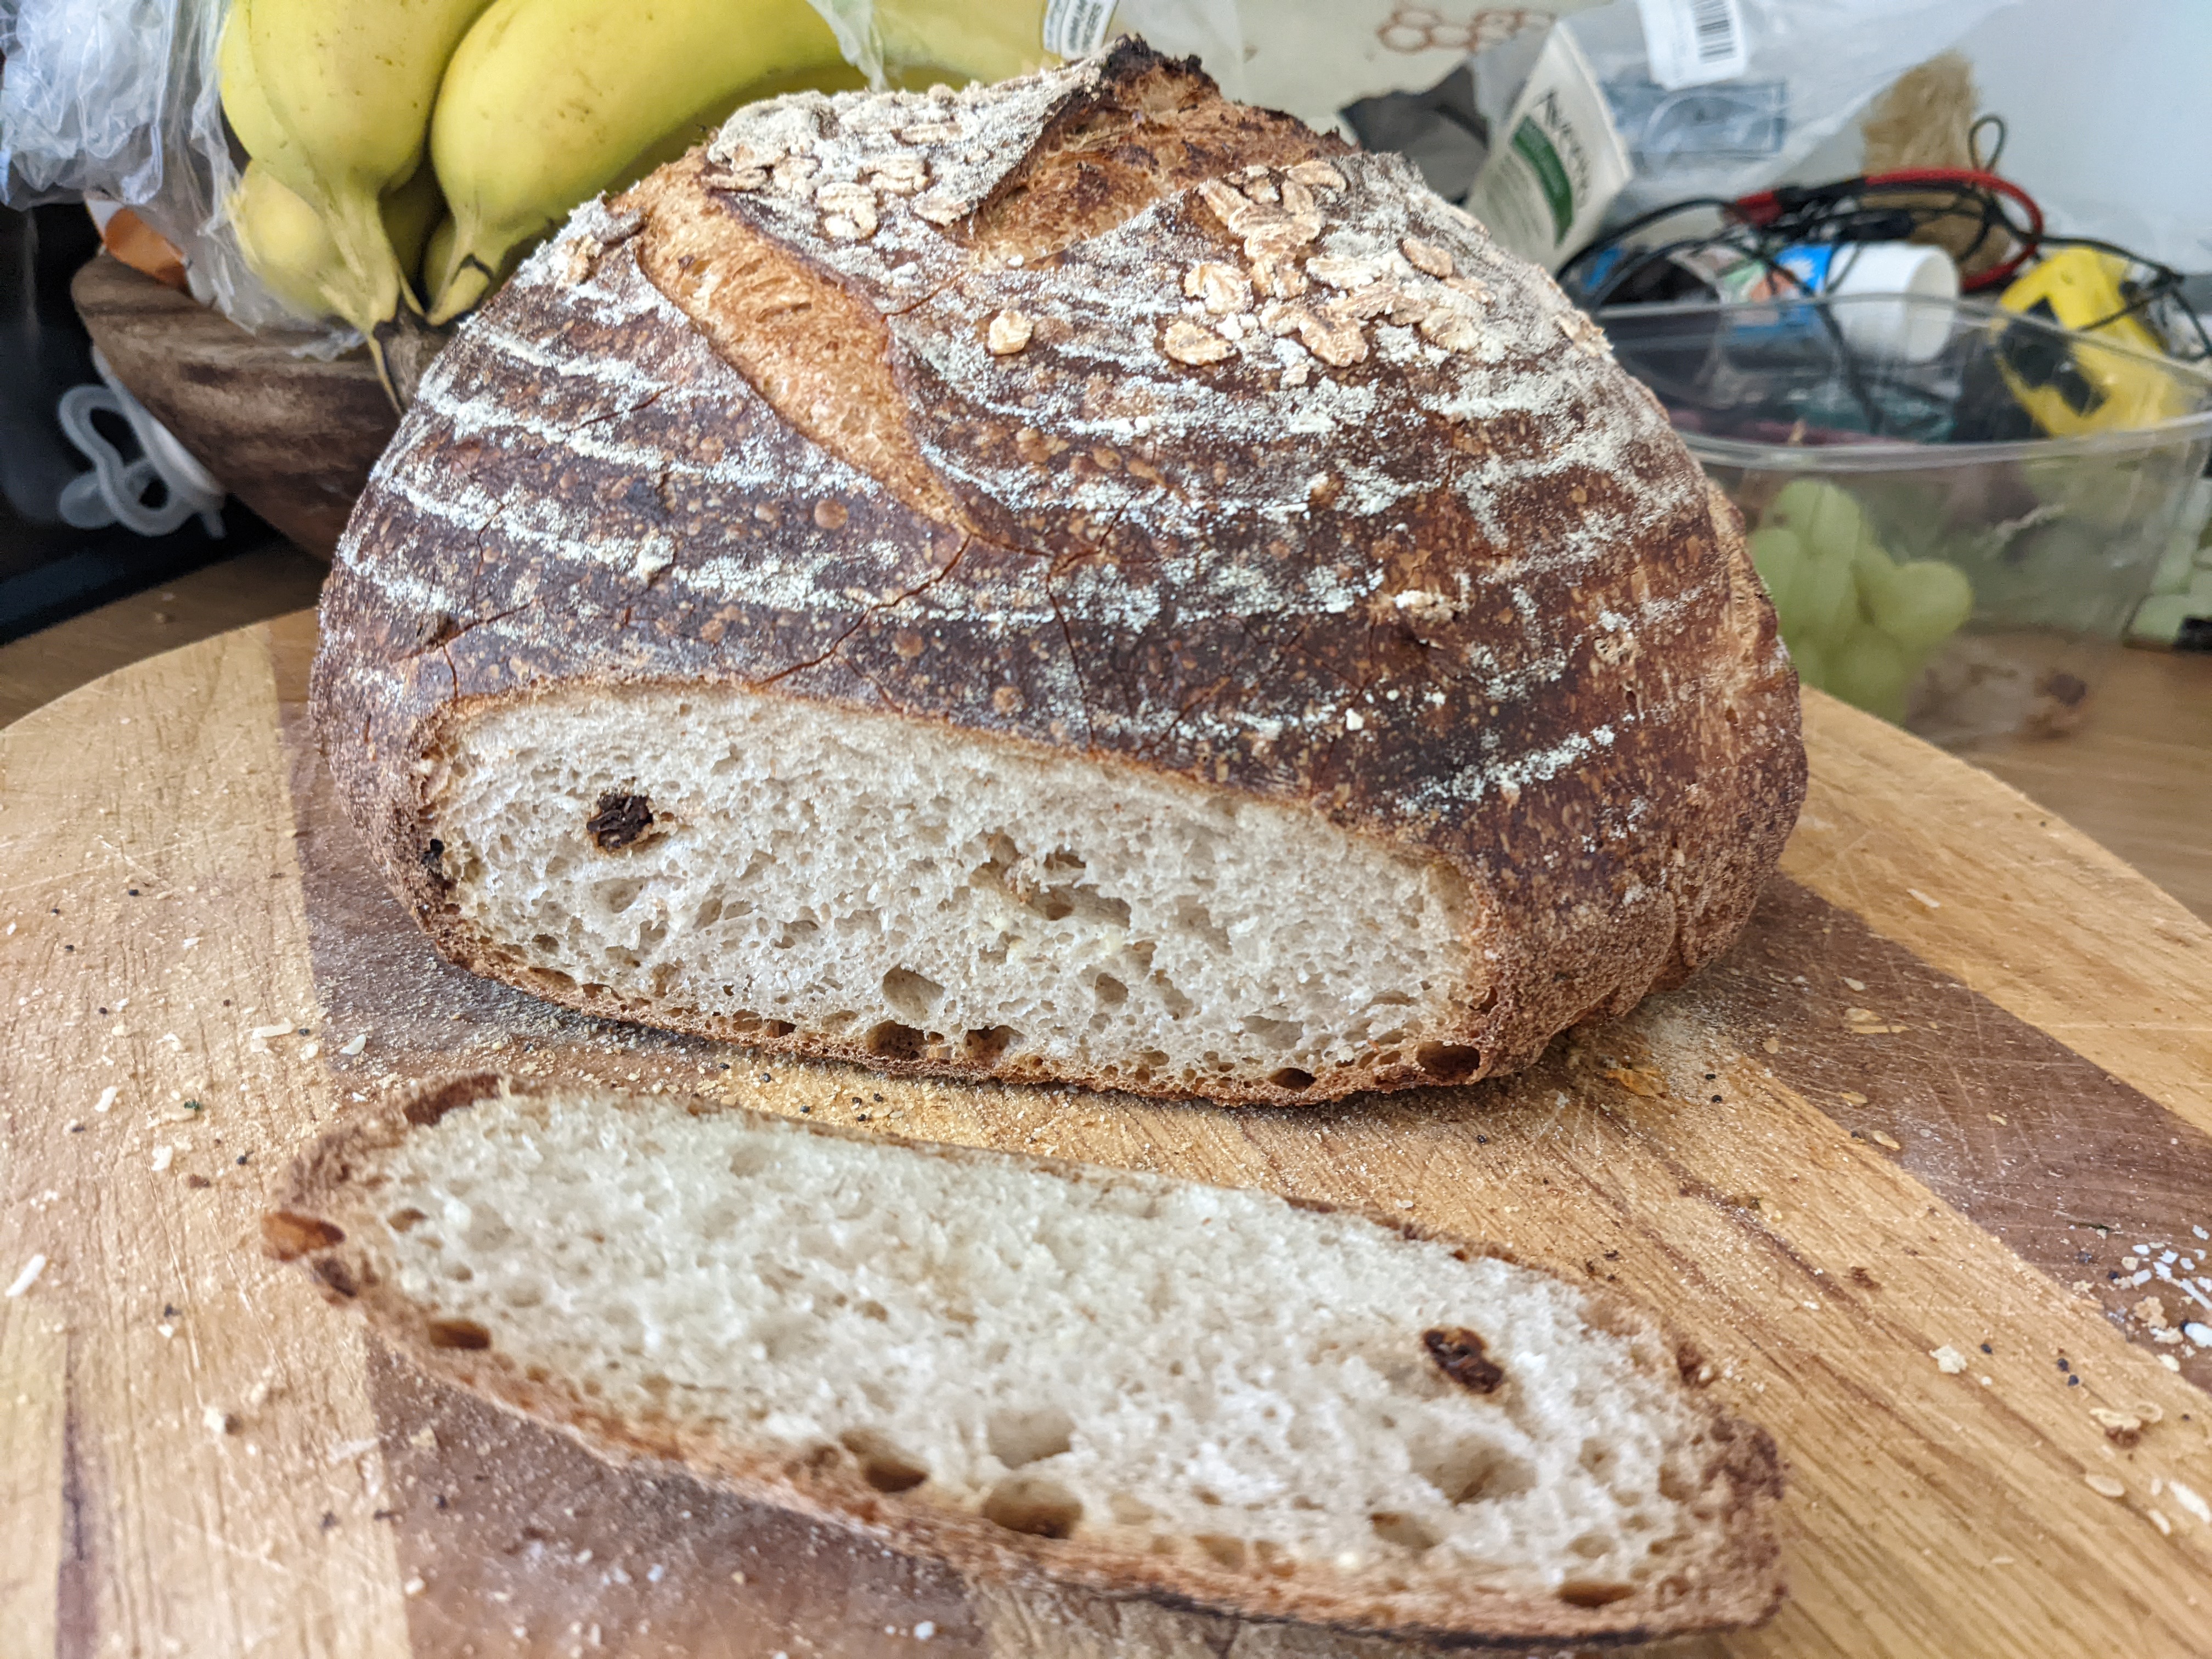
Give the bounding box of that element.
[380,159,448,290]
[236,0,496,393]
[218,4,301,176]
[229,160,345,321]
[229,159,452,323]
[423,0,848,323]
[423,214,460,312]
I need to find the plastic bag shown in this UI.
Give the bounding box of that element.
[0,0,348,347]
[797,0,1246,93]
[1560,0,2023,222]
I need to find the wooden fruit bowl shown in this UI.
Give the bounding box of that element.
[70,253,398,559]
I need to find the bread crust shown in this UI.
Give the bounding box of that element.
[272,1074,1787,1648]
[311,40,1805,1105]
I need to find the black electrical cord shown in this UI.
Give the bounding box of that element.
[1968,114,2008,172]
[1555,196,1735,291]
[2023,232,2212,358]
[1568,169,2211,363]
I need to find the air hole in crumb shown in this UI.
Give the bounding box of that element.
[881,967,945,1021]
[585,792,656,851]
[1268,1067,1316,1091]
[425,1318,492,1350]
[1415,1042,1483,1083]
[1107,1492,1156,1525]
[1569,1531,1613,1560]
[386,1207,427,1233]
[1412,1437,1532,1504]
[1194,1533,1246,1570]
[761,1018,796,1038]
[1240,1014,1304,1051]
[981,1475,1082,1538]
[1092,973,1128,1006]
[988,1406,1074,1468]
[863,1020,927,1060]
[962,1025,1022,1064]
[1558,1579,1635,1608]
[1369,1513,1439,1553]
[840,1429,929,1493]
[727,1139,782,1178]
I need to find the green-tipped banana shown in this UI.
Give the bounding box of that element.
[234,0,496,394]
[422,0,848,324]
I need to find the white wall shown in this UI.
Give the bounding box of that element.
[1947,0,2211,272]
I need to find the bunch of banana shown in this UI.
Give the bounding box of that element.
[420,0,855,322]
[222,0,1077,394]
[219,0,498,402]
[229,159,440,323]
[423,0,1088,322]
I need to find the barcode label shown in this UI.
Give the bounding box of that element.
[1042,0,1118,58]
[1691,0,1740,61]
[1635,0,1748,90]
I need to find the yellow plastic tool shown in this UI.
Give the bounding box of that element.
[1995,248,2190,437]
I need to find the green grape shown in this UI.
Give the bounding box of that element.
[1827,625,1914,723]
[1866,559,1974,652]
[1746,525,1804,615]
[1764,478,1871,565]
[1852,535,1898,595]
[1794,550,1861,647]
[1786,634,1829,692]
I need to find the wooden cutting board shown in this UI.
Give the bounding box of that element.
[4,611,2211,1659]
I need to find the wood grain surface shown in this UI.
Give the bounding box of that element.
[4,612,2211,1658]
[71,256,398,561]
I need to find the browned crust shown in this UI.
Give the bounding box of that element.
[275,1074,1787,1649]
[311,39,1807,1107]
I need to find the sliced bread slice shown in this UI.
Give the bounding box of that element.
[268,1075,1784,1646]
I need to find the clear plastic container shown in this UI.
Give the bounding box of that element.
[1599,294,2212,749]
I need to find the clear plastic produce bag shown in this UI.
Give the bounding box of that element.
[1560,0,2022,222]
[0,0,348,344]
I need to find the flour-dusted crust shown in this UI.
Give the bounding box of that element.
[270,1074,1787,1648]
[312,40,1805,1105]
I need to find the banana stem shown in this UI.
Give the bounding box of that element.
[426,250,500,326]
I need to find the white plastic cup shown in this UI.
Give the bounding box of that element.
[1812,242,1961,362]
[1718,241,1961,362]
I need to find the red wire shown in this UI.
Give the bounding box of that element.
[1731,168,2046,292]
[1862,168,2044,289]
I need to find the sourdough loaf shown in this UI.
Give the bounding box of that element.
[311,40,1805,1105]
[269,1074,1785,1646]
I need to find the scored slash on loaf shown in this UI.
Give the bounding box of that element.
[311,40,1805,1105]
[268,1074,1786,1646]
